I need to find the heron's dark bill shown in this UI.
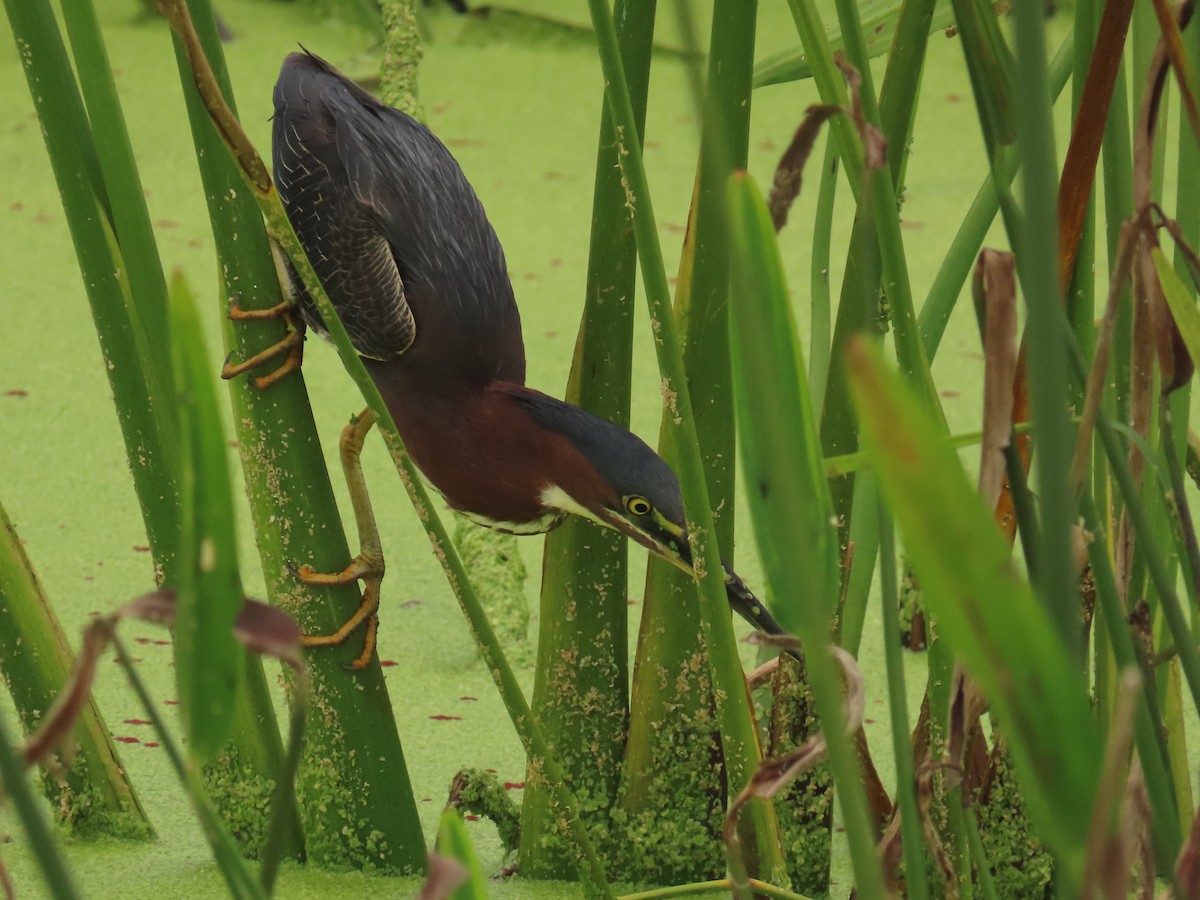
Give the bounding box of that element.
[722,564,787,637]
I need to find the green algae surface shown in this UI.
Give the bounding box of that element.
[0,0,1063,896]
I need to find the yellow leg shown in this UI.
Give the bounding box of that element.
[220,242,306,390]
[292,409,383,670]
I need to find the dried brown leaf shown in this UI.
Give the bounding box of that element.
[972,250,1019,509]
[944,666,988,792]
[235,599,303,668]
[417,852,469,900]
[1175,804,1200,898]
[1058,0,1135,288]
[767,106,841,233]
[1080,667,1140,900]
[1148,0,1200,150]
[834,54,887,171]
[21,619,109,768]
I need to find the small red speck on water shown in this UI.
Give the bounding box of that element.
[835,827,845,833]
[946,93,962,103]
[941,390,960,399]
[123,719,152,726]
[661,222,685,234]
[2,389,28,397]
[9,202,22,211]
[627,599,637,606]
[115,736,140,744]
[522,272,539,281]
[486,768,497,774]
[864,718,875,725]
[33,212,52,224]
[460,696,477,702]
[504,782,525,790]
[132,545,151,553]
[465,815,480,822]
[87,611,101,616]
[900,220,925,230]
[156,219,179,229]
[380,660,397,667]
[187,238,203,248]
[429,714,462,721]
[400,599,422,609]
[422,797,432,802]
[544,331,558,339]
[645,140,661,150]
[144,742,159,748]
[164,699,179,705]
[757,139,777,152]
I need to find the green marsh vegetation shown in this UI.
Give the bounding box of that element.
[3,0,1200,897]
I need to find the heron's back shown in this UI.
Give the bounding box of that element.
[272,51,525,387]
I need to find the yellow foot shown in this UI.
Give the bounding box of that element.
[220,296,305,390]
[289,552,384,671]
[289,411,385,672]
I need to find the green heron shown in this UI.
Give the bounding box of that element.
[235,50,785,667]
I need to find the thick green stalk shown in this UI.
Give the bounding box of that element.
[59,0,172,400]
[1012,4,1079,660]
[171,0,418,869]
[877,504,929,900]
[587,0,786,882]
[0,499,151,839]
[622,0,769,883]
[4,0,180,579]
[521,0,655,877]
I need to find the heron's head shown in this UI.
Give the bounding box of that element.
[506,387,786,638]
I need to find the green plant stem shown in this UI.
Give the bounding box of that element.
[1161,398,1200,614]
[809,140,837,413]
[878,503,929,900]
[964,808,1001,900]
[258,675,307,895]
[1012,2,1079,661]
[586,0,785,880]
[522,0,654,875]
[0,498,152,838]
[113,635,265,900]
[0,715,81,900]
[59,0,172,400]
[4,0,180,578]
[830,0,940,413]
[918,34,1073,359]
[1079,487,1179,867]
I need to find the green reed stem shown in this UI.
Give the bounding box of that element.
[587,0,786,880]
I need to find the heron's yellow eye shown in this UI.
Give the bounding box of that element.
[625,496,652,517]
